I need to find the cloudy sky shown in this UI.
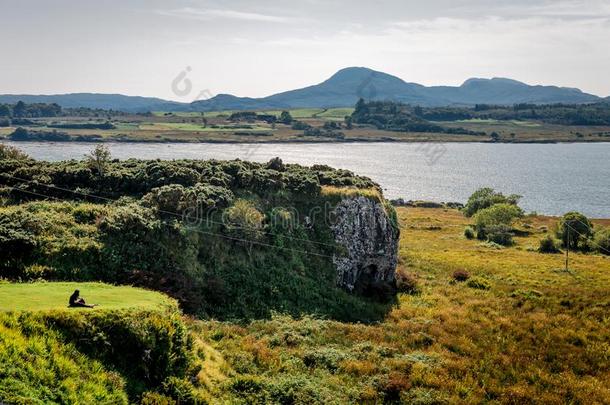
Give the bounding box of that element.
[1,0,609,100]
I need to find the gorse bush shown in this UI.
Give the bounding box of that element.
[538,234,561,254]
[463,226,475,239]
[224,199,265,240]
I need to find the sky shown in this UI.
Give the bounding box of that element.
[1,0,609,101]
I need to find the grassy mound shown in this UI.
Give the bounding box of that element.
[0,281,175,312]
[0,282,195,404]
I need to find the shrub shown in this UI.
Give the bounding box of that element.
[485,224,514,246]
[464,226,475,239]
[558,211,593,250]
[224,199,265,240]
[593,227,610,255]
[466,277,491,290]
[463,188,521,217]
[395,268,419,294]
[0,144,29,160]
[161,377,199,404]
[265,157,286,172]
[538,235,561,254]
[140,392,176,405]
[452,270,470,282]
[474,203,522,241]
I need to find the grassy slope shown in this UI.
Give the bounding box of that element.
[0,282,175,312]
[191,207,610,404]
[0,282,191,404]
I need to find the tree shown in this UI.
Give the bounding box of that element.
[13,101,26,118]
[463,188,521,217]
[85,144,112,177]
[0,104,11,117]
[344,116,353,129]
[279,111,293,124]
[558,212,593,250]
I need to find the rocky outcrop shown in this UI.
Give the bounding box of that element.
[331,196,399,294]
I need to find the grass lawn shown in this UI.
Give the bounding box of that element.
[0,281,176,312]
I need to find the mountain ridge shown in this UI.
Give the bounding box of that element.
[0,67,604,112]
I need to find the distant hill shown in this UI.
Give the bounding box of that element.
[1,68,603,112]
[0,93,185,112]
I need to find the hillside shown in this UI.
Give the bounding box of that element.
[0,282,193,404]
[0,154,398,321]
[0,93,183,113]
[188,207,610,403]
[1,67,602,112]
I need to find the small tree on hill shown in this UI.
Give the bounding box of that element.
[279,111,293,124]
[558,212,593,250]
[463,188,521,217]
[85,144,112,178]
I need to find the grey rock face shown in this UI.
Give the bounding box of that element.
[331,196,399,293]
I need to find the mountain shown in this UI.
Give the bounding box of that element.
[0,68,603,112]
[0,93,184,112]
[189,67,603,111]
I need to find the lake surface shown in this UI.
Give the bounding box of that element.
[3,141,610,217]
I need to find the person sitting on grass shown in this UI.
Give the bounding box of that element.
[68,289,96,308]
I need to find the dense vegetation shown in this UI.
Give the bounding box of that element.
[351,100,486,135]
[353,99,610,127]
[0,147,396,321]
[0,101,125,119]
[186,207,610,403]
[2,144,608,403]
[462,187,610,254]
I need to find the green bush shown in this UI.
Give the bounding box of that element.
[485,224,514,246]
[538,235,561,254]
[593,227,610,255]
[224,199,265,240]
[474,203,522,242]
[463,188,521,217]
[466,277,492,290]
[557,211,593,250]
[464,226,475,239]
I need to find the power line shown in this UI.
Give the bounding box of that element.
[3,182,335,260]
[0,172,339,249]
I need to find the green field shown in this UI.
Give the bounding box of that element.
[0,282,176,312]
